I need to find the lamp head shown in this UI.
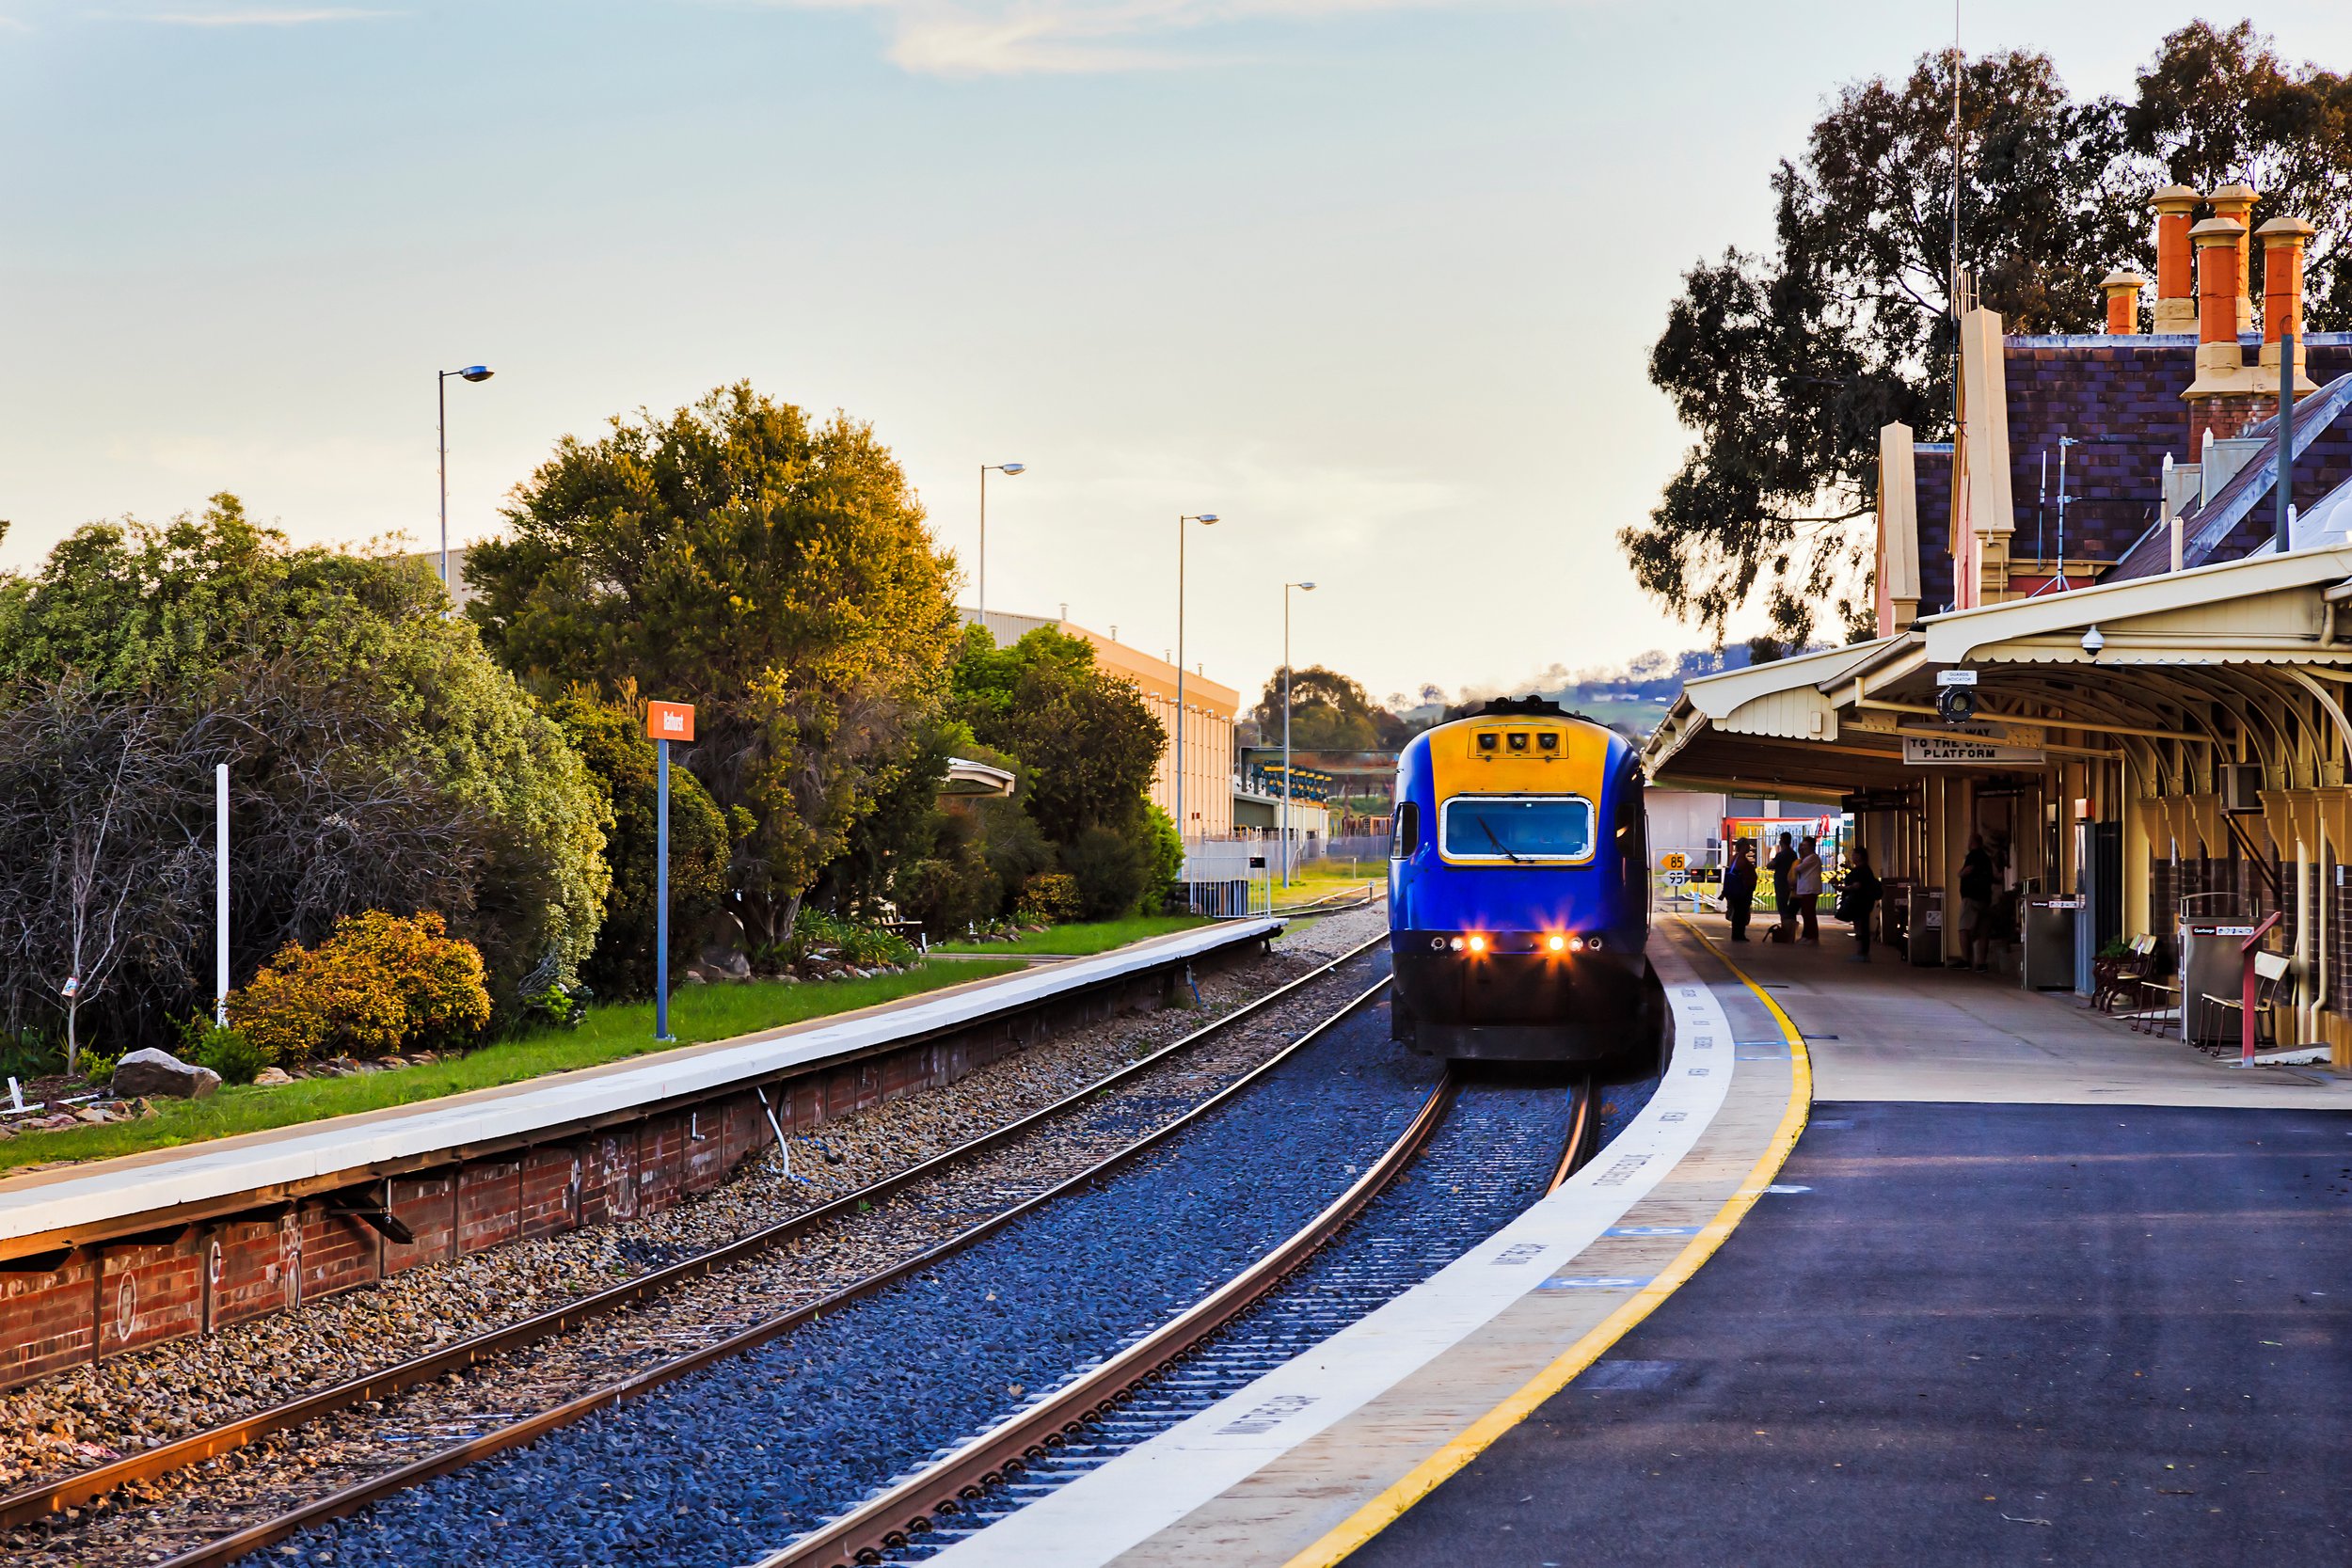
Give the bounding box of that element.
[1298,581,1317,591]
[1196,513,1219,524]
[458,365,493,383]
[998,462,1025,475]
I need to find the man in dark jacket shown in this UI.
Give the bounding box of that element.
[1724,844,1758,942]
[1768,832,1798,940]
[1842,846,1883,962]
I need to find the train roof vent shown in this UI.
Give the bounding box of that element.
[1474,694,1567,718]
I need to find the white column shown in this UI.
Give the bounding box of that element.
[215,763,230,1027]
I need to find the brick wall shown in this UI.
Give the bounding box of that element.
[0,935,1249,1390]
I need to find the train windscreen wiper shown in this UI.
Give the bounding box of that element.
[1479,816,1527,864]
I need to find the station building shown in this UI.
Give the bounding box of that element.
[1645,182,2352,1068]
[962,609,1240,839]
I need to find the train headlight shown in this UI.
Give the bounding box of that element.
[1587,934,1603,951]
[1546,934,1566,953]
[1429,936,1447,952]
[1466,934,1488,954]
[1449,936,1464,952]
[1567,936,1584,953]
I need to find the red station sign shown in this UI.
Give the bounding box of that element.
[646,701,696,742]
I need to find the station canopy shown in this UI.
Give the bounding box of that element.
[1645,546,2352,803]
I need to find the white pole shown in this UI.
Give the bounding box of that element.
[215,762,230,1027]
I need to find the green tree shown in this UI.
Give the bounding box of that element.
[1251,665,1385,752]
[466,384,961,949]
[0,498,611,1012]
[1626,22,2352,649]
[548,690,730,998]
[951,626,1165,843]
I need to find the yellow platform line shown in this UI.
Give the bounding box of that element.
[1277,920,1813,1568]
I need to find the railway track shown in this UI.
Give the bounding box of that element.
[3,933,1392,1568]
[761,1074,1597,1568]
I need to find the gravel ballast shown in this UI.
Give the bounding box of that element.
[1,908,1390,1560]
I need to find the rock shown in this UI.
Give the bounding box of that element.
[0,1123,17,1139]
[73,1106,113,1124]
[681,971,708,986]
[108,1049,222,1101]
[252,1068,294,1086]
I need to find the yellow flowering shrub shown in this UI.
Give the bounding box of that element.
[232,911,492,1065]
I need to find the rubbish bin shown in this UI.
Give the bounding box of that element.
[1908,887,1945,967]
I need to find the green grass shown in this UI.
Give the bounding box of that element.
[932,914,1210,956]
[1271,862,1386,911]
[0,958,1024,1175]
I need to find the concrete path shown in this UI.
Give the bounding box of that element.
[1686,911,2352,1109]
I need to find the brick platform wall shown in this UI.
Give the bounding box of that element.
[0,935,1258,1391]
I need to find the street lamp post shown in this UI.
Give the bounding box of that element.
[1175,514,1220,858]
[437,365,495,594]
[1282,580,1316,888]
[977,462,1026,625]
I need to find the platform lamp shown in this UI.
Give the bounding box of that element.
[977,462,1025,625]
[437,365,494,596]
[1175,514,1220,857]
[1282,581,1317,888]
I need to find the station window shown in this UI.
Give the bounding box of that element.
[1439,795,1594,862]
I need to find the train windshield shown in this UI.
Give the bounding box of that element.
[1439,795,1594,862]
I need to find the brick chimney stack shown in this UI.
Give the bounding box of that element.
[2150,184,2201,334]
[2101,269,2147,334]
[2207,182,2261,333]
[2257,214,2321,395]
[2183,214,2265,450]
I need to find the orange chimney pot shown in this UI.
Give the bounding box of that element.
[2100,269,2146,334]
[2190,216,2246,346]
[2208,182,2259,332]
[2150,184,2201,333]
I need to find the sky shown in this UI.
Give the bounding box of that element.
[6,3,2352,710]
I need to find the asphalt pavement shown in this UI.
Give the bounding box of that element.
[1352,1100,2352,1566]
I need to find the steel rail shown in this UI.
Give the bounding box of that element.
[0,931,1390,1535]
[135,965,1397,1568]
[1546,1076,1597,1193]
[757,1072,1596,1568]
[757,1068,1457,1568]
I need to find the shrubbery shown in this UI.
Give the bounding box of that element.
[1061,825,1149,921]
[779,909,917,971]
[1015,873,1080,925]
[231,911,491,1065]
[176,1016,272,1085]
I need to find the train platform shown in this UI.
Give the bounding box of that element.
[936,916,2351,1566]
[1676,910,2352,1109]
[0,918,1281,1254]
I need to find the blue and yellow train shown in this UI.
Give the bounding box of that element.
[1387,696,1662,1070]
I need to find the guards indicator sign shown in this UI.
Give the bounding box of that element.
[1659,852,1688,871]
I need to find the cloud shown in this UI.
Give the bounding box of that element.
[773,0,1483,77]
[141,6,393,24]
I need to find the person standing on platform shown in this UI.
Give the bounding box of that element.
[1959,833,1995,973]
[1841,846,1883,962]
[1768,832,1798,940]
[1792,835,1823,943]
[1724,843,1758,942]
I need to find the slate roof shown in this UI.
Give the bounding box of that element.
[2106,373,2352,579]
[1907,332,2352,593]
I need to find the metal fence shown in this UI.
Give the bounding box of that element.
[1183,876,1273,918]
